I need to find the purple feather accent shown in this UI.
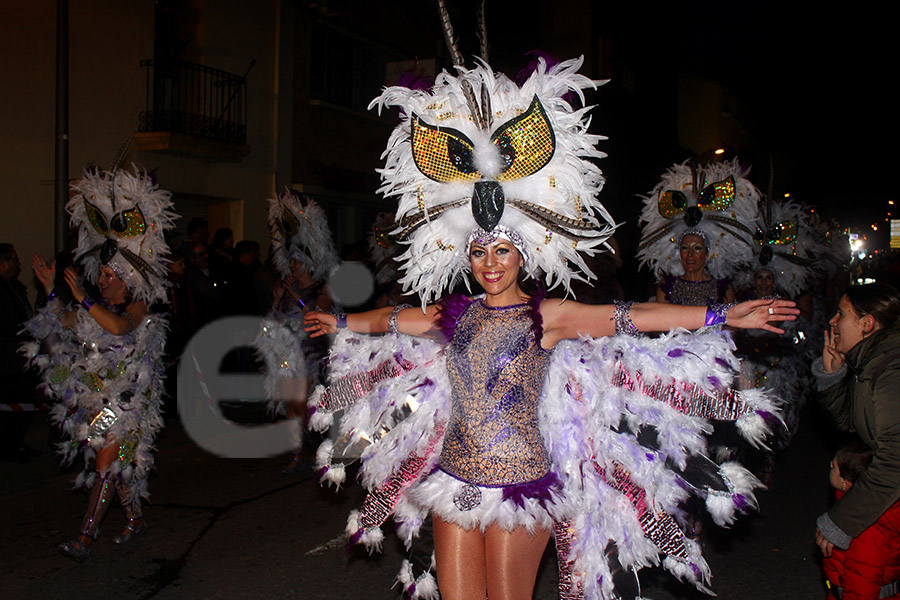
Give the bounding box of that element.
[501,471,559,509]
[527,284,547,347]
[646,453,655,461]
[715,357,731,369]
[437,294,473,341]
[707,375,722,389]
[691,564,702,579]
[405,583,416,598]
[308,405,318,416]
[349,529,364,546]
[733,494,749,512]
[756,409,776,424]
[667,349,685,358]
[315,466,329,480]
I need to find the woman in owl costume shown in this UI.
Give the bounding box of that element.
[298,26,800,597]
[23,166,176,562]
[638,159,761,305]
[733,198,817,452]
[255,189,339,474]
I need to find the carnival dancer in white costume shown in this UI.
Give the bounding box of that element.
[639,159,761,305]
[255,189,339,475]
[23,165,176,562]
[299,10,799,596]
[733,197,817,452]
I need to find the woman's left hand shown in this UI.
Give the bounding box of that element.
[727,298,799,333]
[63,267,86,303]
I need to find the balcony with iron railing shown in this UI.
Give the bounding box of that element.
[134,59,251,162]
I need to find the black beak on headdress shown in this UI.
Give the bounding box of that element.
[684,206,703,227]
[100,239,118,264]
[472,181,505,231]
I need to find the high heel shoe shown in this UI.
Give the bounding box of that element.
[58,539,91,562]
[114,519,146,544]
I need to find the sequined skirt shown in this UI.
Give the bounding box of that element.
[406,469,564,533]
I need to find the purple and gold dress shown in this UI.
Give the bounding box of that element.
[307,295,781,600]
[408,298,560,531]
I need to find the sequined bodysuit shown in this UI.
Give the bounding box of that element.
[440,300,552,486]
[663,274,730,306]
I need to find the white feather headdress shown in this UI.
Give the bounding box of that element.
[68,165,176,305]
[267,188,340,282]
[734,198,816,298]
[370,56,617,305]
[638,159,760,280]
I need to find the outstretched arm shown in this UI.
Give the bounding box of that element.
[541,297,799,348]
[304,304,442,339]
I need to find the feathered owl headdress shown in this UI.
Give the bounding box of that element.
[367,212,401,286]
[638,159,761,280]
[371,55,616,305]
[267,188,339,282]
[68,165,176,306]
[809,213,850,280]
[733,198,815,298]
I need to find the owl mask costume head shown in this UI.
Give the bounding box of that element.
[267,188,340,283]
[638,159,761,280]
[734,198,815,298]
[371,55,617,306]
[68,166,176,306]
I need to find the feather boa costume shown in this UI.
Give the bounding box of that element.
[21,166,174,501]
[310,321,780,599]
[316,47,779,599]
[638,159,761,281]
[258,191,338,415]
[22,310,167,502]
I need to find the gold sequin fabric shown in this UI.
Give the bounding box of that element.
[441,301,552,486]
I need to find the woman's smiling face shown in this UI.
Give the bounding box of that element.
[829,295,869,354]
[469,238,523,301]
[679,234,708,275]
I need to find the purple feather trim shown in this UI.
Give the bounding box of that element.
[526,284,547,347]
[348,528,364,546]
[437,294,473,341]
[501,471,560,509]
[733,493,750,512]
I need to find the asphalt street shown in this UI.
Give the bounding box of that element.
[2,405,835,600]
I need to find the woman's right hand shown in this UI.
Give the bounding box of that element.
[823,327,845,373]
[303,310,337,338]
[32,254,56,294]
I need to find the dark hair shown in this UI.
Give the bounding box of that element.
[844,283,900,329]
[210,227,233,248]
[834,438,874,483]
[187,217,209,236]
[0,243,14,260]
[234,240,259,258]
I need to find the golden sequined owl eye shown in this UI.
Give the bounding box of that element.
[110,206,147,238]
[411,116,480,183]
[697,176,736,211]
[658,190,688,219]
[83,199,110,236]
[494,96,555,182]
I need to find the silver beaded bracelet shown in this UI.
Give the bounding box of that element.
[388,304,412,334]
[613,300,640,336]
